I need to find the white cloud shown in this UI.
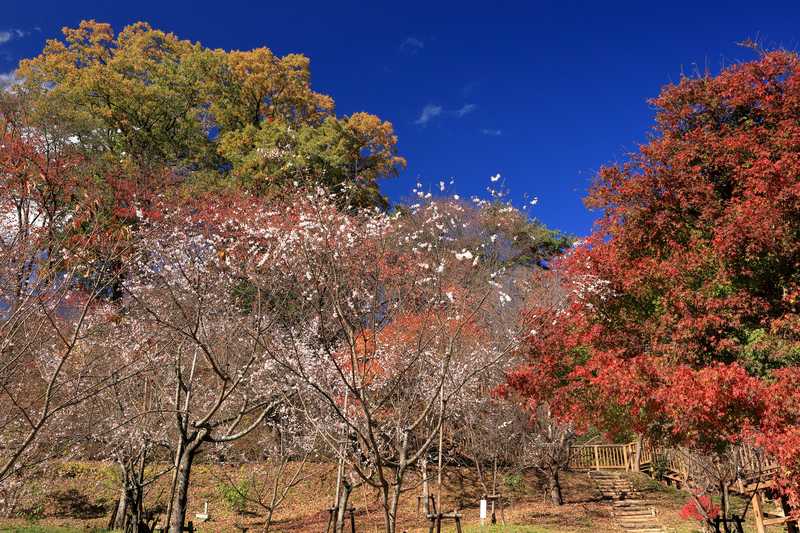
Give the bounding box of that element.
[399,36,424,54]
[0,29,27,45]
[481,128,502,136]
[415,104,443,126]
[0,71,19,90]
[456,103,477,117]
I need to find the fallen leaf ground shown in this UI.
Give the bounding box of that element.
[0,462,760,532]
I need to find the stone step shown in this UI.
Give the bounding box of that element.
[620,522,663,529]
[615,510,653,515]
[591,473,666,532]
[617,515,659,522]
[601,492,640,498]
[619,518,660,525]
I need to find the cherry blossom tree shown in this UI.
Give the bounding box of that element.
[73,318,176,533]
[454,394,527,509]
[232,185,558,533]
[122,196,296,533]
[0,101,138,490]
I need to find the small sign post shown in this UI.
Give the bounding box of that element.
[479,498,487,526]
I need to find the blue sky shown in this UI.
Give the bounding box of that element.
[4,1,800,236]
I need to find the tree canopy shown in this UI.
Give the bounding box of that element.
[505,50,800,512]
[15,20,405,207]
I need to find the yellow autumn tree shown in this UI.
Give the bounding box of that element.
[15,20,404,206]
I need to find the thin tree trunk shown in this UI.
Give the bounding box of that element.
[437,385,444,507]
[333,390,350,509]
[491,456,497,521]
[134,449,146,530]
[109,484,127,530]
[547,469,563,506]
[110,459,139,532]
[720,483,731,533]
[632,437,642,472]
[164,427,185,524]
[169,443,198,533]
[262,507,274,533]
[333,478,352,533]
[386,477,403,533]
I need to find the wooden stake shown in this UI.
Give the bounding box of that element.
[751,491,766,533]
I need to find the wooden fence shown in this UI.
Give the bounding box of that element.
[568,442,795,533]
[568,442,639,470]
[569,441,778,483]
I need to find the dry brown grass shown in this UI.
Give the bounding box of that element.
[0,461,738,532]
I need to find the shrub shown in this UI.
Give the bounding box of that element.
[679,494,720,522]
[218,478,249,514]
[504,473,524,492]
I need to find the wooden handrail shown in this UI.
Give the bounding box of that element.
[569,443,634,470]
[570,441,778,479]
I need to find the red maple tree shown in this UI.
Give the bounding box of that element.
[507,50,800,515]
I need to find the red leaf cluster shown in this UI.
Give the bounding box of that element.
[506,51,800,510]
[679,494,720,522]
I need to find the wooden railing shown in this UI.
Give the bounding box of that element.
[569,441,794,532]
[569,442,639,470]
[570,440,779,484]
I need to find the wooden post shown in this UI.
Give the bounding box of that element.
[752,491,766,533]
[593,445,600,470]
[325,507,336,533]
[420,455,430,516]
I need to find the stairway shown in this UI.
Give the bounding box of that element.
[589,471,666,533]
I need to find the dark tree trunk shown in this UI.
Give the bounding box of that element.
[547,469,563,506]
[719,484,731,533]
[169,444,198,533]
[109,465,141,532]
